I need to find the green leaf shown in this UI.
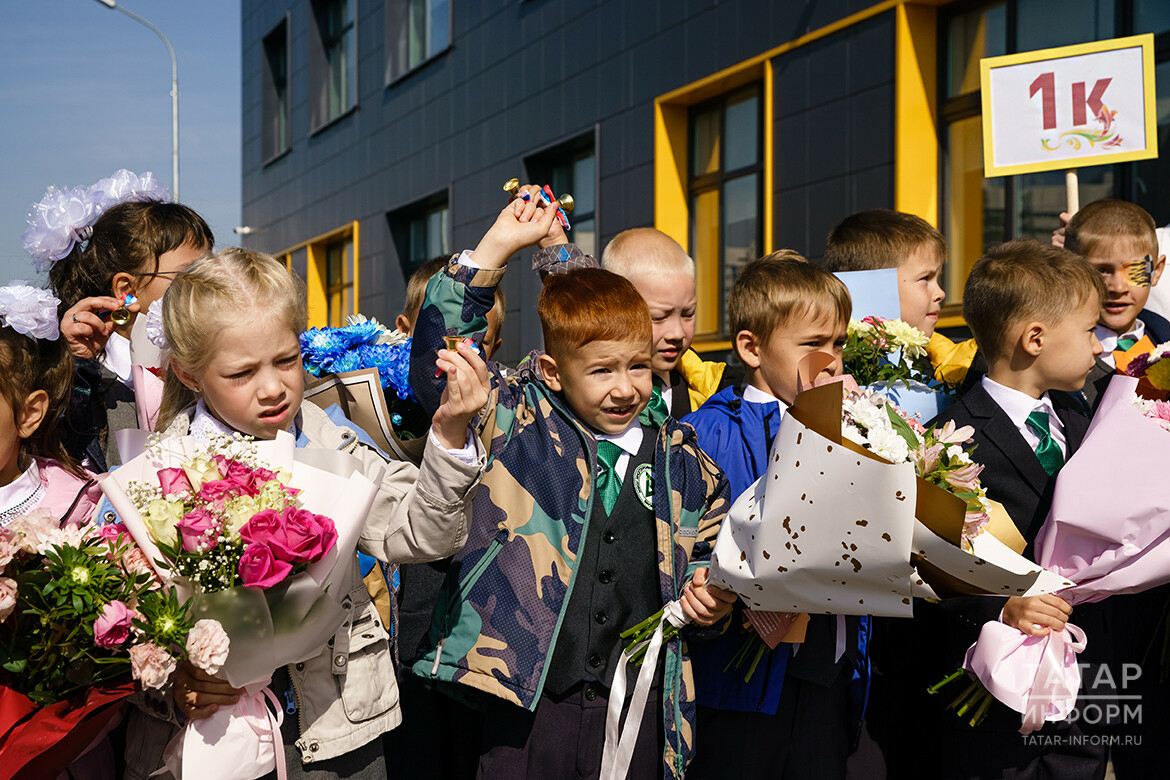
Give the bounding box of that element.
[884,402,921,450]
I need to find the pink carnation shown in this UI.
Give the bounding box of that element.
[238,542,292,589]
[0,577,16,623]
[94,600,139,648]
[185,619,230,676]
[266,508,336,564]
[120,545,158,581]
[177,508,219,553]
[0,531,17,572]
[128,641,177,689]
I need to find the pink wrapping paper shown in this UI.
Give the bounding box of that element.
[130,366,164,432]
[964,376,1170,732]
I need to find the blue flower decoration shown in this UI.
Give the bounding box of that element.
[300,321,416,403]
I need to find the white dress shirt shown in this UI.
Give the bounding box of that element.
[742,384,791,415]
[980,376,1067,457]
[1095,320,1146,369]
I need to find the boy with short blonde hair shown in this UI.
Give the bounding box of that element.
[684,253,867,780]
[821,209,974,385]
[1065,198,1170,410]
[900,239,1110,778]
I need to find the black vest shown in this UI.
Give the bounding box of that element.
[545,431,661,694]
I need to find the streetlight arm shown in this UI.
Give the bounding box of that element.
[94,1,179,201]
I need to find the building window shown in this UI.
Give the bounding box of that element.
[304,223,359,327]
[688,84,762,340]
[262,18,290,162]
[388,194,449,279]
[385,0,450,83]
[940,0,1137,310]
[525,133,597,257]
[310,0,357,131]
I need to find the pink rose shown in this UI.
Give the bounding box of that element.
[177,508,219,553]
[0,532,17,572]
[197,478,242,504]
[239,509,283,546]
[213,457,276,496]
[97,523,129,543]
[266,508,337,564]
[0,577,16,623]
[128,642,177,689]
[238,542,292,589]
[185,619,230,675]
[94,600,139,648]
[157,467,192,497]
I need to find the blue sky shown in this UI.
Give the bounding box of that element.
[0,0,240,283]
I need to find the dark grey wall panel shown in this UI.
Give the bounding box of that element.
[241,0,895,363]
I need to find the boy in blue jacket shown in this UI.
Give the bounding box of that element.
[683,252,869,779]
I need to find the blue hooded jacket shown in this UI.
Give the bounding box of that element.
[683,386,871,718]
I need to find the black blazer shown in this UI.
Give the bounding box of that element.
[931,382,1089,550]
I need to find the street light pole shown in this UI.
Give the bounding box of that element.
[93,0,179,201]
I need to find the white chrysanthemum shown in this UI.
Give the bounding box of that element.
[842,424,868,447]
[845,396,887,432]
[883,319,930,359]
[867,425,910,463]
[848,318,876,337]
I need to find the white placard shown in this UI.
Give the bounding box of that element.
[981,35,1157,177]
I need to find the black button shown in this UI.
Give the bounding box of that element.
[603,531,616,544]
[584,685,598,701]
[594,611,608,625]
[295,663,305,671]
[598,570,613,585]
[589,654,603,668]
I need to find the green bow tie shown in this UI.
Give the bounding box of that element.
[1026,410,1065,477]
[595,440,624,515]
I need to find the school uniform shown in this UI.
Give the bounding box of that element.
[683,385,866,780]
[882,379,1109,780]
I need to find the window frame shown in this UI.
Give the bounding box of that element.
[386,190,452,281]
[686,82,765,342]
[309,0,359,135]
[384,0,454,87]
[262,14,293,165]
[523,128,600,258]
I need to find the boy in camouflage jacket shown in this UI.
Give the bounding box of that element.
[409,196,735,779]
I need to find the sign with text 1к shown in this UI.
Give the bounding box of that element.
[980,34,1157,177]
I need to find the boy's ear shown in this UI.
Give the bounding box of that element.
[16,390,49,439]
[1020,321,1046,357]
[1151,254,1166,288]
[394,314,412,336]
[537,353,562,391]
[170,357,201,393]
[734,331,763,369]
[110,272,137,300]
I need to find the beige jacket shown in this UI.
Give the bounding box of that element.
[164,401,484,766]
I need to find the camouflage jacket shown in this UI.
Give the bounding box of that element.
[409,258,731,779]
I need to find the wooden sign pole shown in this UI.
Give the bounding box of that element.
[1065,169,1080,216]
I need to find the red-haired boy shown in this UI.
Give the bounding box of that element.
[407,197,736,779]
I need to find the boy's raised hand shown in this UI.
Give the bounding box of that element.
[681,567,737,626]
[471,184,561,269]
[431,340,491,450]
[1003,593,1073,637]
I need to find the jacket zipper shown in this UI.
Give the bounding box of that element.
[290,663,309,760]
[431,535,507,676]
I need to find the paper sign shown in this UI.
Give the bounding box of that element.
[981,34,1157,176]
[834,269,901,321]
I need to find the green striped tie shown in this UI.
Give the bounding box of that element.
[595,440,623,515]
[1025,411,1064,476]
